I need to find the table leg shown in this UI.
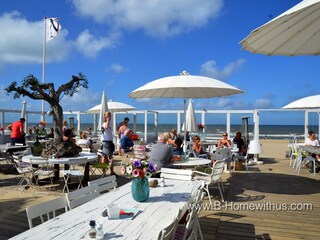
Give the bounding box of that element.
[83,162,90,183]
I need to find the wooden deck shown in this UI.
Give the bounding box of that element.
[1,155,320,240]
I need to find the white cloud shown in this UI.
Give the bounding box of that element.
[0,11,70,64]
[61,88,101,111]
[106,64,127,73]
[72,0,224,38]
[254,98,274,109]
[75,30,120,58]
[200,58,245,80]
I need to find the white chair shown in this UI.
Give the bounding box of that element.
[174,209,199,240]
[193,160,225,204]
[88,175,117,194]
[0,151,14,170]
[289,142,299,167]
[232,151,249,172]
[211,148,232,172]
[62,157,88,193]
[65,184,99,209]
[90,150,109,178]
[12,157,37,191]
[26,196,68,229]
[295,148,317,175]
[29,157,56,190]
[160,168,193,181]
[157,215,180,240]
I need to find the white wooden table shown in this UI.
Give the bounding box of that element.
[171,157,211,167]
[0,144,29,153]
[22,152,98,182]
[10,179,201,240]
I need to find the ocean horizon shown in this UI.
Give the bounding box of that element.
[9,123,316,140]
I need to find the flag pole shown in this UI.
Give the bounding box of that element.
[41,17,47,122]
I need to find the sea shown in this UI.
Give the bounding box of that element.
[16,123,317,141]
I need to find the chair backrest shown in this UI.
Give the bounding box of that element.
[88,175,117,194]
[157,216,179,240]
[26,196,68,229]
[215,148,232,160]
[210,160,225,182]
[160,168,193,181]
[66,184,99,209]
[68,157,88,166]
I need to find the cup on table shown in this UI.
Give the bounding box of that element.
[107,204,120,219]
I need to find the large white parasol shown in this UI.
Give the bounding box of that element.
[129,71,243,152]
[87,100,135,114]
[283,94,320,109]
[240,0,320,56]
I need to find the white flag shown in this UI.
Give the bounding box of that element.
[46,18,61,42]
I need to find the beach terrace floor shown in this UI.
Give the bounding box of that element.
[1,141,320,240]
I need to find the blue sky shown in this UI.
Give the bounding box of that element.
[1,0,320,125]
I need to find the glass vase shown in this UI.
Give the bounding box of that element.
[131,177,149,202]
[31,136,43,156]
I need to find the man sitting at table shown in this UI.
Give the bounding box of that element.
[150,133,173,172]
[120,129,134,153]
[305,131,320,172]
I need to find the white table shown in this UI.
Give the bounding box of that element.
[0,144,29,153]
[22,152,98,182]
[10,179,201,240]
[171,157,211,167]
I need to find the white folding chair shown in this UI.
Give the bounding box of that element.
[174,209,199,240]
[62,157,88,193]
[12,157,37,191]
[88,175,117,194]
[65,184,99,209]
[26,196,68,229]
[29,157,56,191]
[157,211,180,240]
[211,148,232,172]
[160,168,193,181]
[296,148,317,175]
[193,160,225,203]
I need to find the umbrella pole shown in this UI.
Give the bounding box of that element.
[183,98,187,159]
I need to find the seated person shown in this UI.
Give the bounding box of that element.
[25,128,36,141]
[173,138,183,156]
[305,131,320,171]
[192,135,207,157]
[63,128,75,143]
[217,132,231,148]
[46,128,54,138]
[171,129,181,141]
[233,131,246,155]
[150,133,173,170]
[77,132,93,151]
[120,129,134,153]
[305,131,319,146]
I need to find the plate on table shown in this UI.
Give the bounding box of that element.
[119,208,140,220]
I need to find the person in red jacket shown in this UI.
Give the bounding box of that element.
[7,118,26,145]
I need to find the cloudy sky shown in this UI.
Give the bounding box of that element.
[1,0,319,124]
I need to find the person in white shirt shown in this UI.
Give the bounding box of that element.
[305,131,320,146]
[101,112,116,176]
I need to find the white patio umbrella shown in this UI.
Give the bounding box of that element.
[181,98,197,132]
[283,94,320,109]
[129,71,243,153]
[21,100,27,132]
[87,100,135,114]
[21,100,27,119]
[240,0,320,56]
[98,91,108,130]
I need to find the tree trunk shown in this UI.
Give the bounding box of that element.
[51,104,63,143]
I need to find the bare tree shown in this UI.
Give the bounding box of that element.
[5,73,88,143]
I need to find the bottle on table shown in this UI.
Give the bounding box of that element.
[88,220,96,239]
[96,222,104,240]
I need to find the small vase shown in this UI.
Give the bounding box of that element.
[131,177,149,202]
[31,136,43,156]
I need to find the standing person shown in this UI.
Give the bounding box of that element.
[7,118,26,145]
[62,120,68,133]
[117,117,130,156]
[101,112,116,176]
